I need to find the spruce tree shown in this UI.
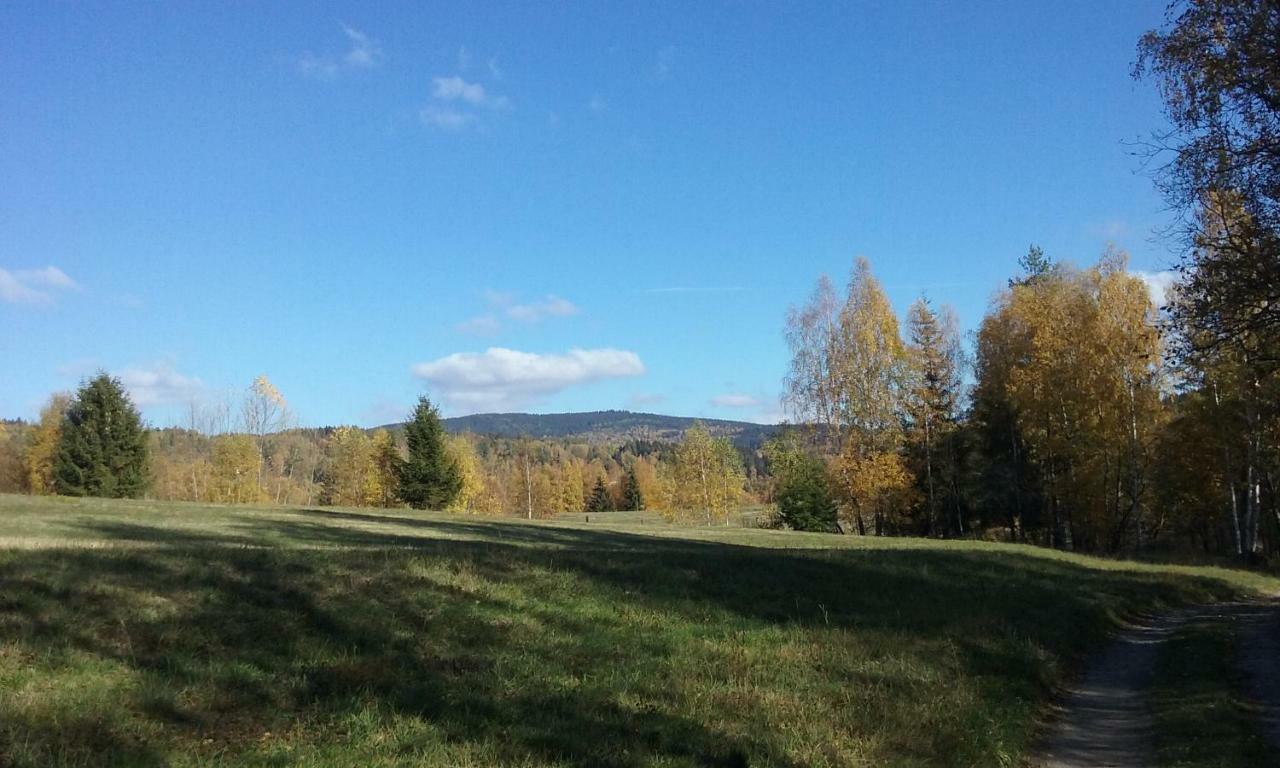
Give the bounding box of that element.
[620,464,644,511]
[774,452,838,532]
[585,476,612,514]
[397,396,461,509]
[54,373,150,498]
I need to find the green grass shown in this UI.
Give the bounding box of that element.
[0,494,1275,767]
[1153,615,1272,768]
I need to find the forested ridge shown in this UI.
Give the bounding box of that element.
[434,410,776,446]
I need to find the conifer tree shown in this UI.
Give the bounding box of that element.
[397,396,461,509]
[906,297,964,536]
[54,373,149,498]
[620,464,644,511]
[767,435,837,532]
[585,475,613,514]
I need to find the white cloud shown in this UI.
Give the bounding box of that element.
[19,266,76,289]
[487,56,503,80]
[299,25,381,79]
[1132,269,1178,307]
[0,266,77,305]
[0,270,47,304]
[342,25,382,68]
[412,347,645,412]
[505,295,579,322]
[433,75,486,104]
[116,364,206,408]
[422,75,510,130]
[431,76,509,109]
[711,393,760,408]
[457,292,580,334]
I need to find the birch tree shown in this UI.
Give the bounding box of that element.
[665,424,745,524]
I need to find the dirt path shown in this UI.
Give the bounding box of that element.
[1028,612,1184,767]
[1029,600,1280,768]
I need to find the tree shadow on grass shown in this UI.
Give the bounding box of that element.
[0,541,788,767]
[0,510,1250,767]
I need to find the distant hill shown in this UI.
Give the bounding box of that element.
[385,410,779,448]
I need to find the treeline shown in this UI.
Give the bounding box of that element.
[775,242,1278,562]
[0,375,765,522]
[773,250,1192,552]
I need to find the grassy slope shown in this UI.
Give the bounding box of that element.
[0,495,1275,768]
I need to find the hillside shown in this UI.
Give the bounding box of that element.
[1,494,1273,767]
[412,409,777,446]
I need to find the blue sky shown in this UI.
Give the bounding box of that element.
[2,1,1178,427]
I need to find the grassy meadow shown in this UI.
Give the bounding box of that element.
[1152,614,1273,768]
[0,494,1276,767]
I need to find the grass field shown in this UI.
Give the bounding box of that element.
[1152,615,1272,768]
[1,494,1276,767]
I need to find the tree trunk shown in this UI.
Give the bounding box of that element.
[523,454,533,520]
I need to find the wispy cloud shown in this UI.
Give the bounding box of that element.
[457,293,580,335]
[588,94,607,113]
[1132,269,1178,307]
[115,364,206,408]
[433,76,496,106]
[0,266,77,305]
[505,295,578,322]
[710,393,760,408]
[342,25,381,67]
[299,25,382,79]
[421,75,510,130]
[420,105,475,130]
[653,45,676,79]
[413,347,645,412]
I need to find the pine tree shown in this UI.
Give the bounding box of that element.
[906,297,963,536]
[620,464,644,511]
[397,396,461,509]
[585,475,612,514]
[54,373,150,498]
